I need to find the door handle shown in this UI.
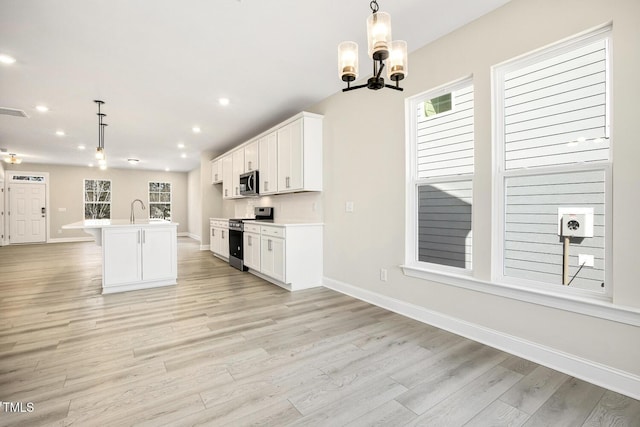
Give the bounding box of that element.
[41,207,46,217]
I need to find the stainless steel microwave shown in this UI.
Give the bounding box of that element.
[239,170,259,196]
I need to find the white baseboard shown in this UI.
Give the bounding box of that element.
[323,277,640,400]
[48,237,94,243]
[179,232,199,239]
[199,245,210,251]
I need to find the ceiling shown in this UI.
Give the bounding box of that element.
[0,0,510,172]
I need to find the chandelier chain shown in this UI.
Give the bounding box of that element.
[370,0,379,13]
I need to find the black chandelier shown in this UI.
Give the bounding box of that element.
[338,0,408,92]
[94,100,108,169]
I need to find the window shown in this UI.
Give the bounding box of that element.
[149,182,171,220]
[84,179,111,219]
[493,27,611,296]
[406,78,474,271]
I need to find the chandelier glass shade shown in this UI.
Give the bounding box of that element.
[338,0,408,92]
[3,153,22,164]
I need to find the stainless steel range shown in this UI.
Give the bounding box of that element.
[228,207,273,271]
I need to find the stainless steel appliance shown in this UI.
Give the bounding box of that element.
[228,207,273,271]
[239,170,259,196]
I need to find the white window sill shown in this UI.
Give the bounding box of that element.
[401,264,640,327]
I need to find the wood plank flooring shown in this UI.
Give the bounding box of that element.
[0,238,639,426]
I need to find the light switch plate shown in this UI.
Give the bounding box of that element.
[345,201,354,213]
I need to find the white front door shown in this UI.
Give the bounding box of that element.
[9,183,46,243]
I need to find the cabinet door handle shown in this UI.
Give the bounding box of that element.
[265,181,268,192]
[235,187,238,195]
[286,176,290,188]
[214,173,218,181]
[268,239,272,251]
[248,235,252,246]
[225,189,228,197]
[142,230,146,244]
[248,161,252,171]
[222,230,225,239]
[137,230,140,244]
[212,228,215,237]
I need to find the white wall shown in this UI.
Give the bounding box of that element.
[187,167,201,240]
[4,163,189,239]
[308,0,640,383]
[223,191,323,222]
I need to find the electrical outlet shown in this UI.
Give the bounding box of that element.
[380,268,388,282]
[578,254,594,267]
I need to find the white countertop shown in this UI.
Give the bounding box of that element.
[243,220,323,227]
[63,219,179,229]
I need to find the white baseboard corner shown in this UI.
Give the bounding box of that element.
[48,237,95,244]
[323,277,640,401]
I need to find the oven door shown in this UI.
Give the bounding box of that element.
[228,228,247,271]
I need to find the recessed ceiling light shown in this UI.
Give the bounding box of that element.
[177,143,185,149]
[77,144,86,150]
[36,105,49,113]
[0,54,16,65]
[99,164,107,170]
[219,98,230,106]
[165,167,170,172]
[56,130,65,136]
[192,126,201,133]
[88,163,94,167]
[181,153,187,158]
[127,158,139,165]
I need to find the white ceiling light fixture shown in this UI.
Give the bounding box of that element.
[56,130,65,136]
[77,144,86,150]
[94,100,107,164]
[0,54,16,65]
[127,158,139,165]
[3,153,22,164]
[36,105,49,113]
[192,126,201,133]
[218,98,230,106]
[177,142,185,149]
[181,153,187,158]
[338,0,408,92]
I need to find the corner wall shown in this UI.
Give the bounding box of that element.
[309,0,640,394]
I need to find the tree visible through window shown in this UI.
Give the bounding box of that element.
[84,179,111,219]
[149,182,171,220]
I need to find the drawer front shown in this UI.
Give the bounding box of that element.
[261,225,285,238]
[244,223,261,233]
[211,220,228,228]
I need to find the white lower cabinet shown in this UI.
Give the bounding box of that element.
[243,231,261,271]
[210,219,229,259]
[102,225,177,292]
[248,223,322,291]
[260,234,285,282]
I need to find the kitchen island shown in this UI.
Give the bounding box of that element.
[63,219,178,294]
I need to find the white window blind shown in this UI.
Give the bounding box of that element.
[504,39,609,170]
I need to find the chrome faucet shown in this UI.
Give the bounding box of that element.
[130,199,146,223]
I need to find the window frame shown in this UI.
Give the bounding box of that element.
[148,181,172,220]
[405,76,475,276]
[491,26,613,301]
[83,178,112,220]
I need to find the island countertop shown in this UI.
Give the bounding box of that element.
[63,219,179,229]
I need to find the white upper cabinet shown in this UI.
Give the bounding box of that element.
[211,112,323,196]
[277,114,323,193]
[258,131,278,195]
[244,140,259,172]
[232,149,245,198]
[211,159,222,184]
[222,154,233,199]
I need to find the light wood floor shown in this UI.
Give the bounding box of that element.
[0,238,638,426]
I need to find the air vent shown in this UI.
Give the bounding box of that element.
[0,107,29,118]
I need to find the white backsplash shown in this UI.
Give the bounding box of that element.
[222,192,323,222]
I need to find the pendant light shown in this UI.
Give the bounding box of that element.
[94,100,107,166]
[338,0,408,92]
[3,153,22,164]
